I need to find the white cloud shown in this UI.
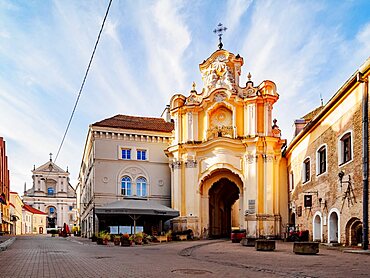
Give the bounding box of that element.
[135,0,192,99]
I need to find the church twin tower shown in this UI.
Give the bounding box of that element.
[167,48,287,238]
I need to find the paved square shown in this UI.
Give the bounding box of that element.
[0,236,369,277]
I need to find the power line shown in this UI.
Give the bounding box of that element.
[53,0,113,165]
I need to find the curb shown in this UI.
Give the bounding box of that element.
[0,237,16,251]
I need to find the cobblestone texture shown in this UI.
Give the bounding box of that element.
[0,236,369,278]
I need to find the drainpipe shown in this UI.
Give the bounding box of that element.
[359,72,369,250]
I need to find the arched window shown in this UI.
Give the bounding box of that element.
[136,177,147,197]
[49,207,55,214]
[47,187,54,196]
[121,176,132,196]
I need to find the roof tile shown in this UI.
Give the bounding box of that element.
[92,114,174,133]
[23,204,47,215]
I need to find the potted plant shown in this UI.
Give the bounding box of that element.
[97,231,110,245]
[120,234,131,247]
[134,232,143,245]
[165,230,173,242]
[113,235,121,246]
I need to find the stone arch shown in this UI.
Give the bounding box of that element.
[345,217,362,246]
[328,208,340,243]
[199,168,244,238]
[199,164,244,193]
[312,211,323,242]
[45,205,57,229]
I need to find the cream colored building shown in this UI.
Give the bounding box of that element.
[23,157,77,231]
[10,192,23,235]
[22,205,33,234]
[285,58,370,246]
[78,115,177,238]
[22,204,47,234]
[167,49,287,238]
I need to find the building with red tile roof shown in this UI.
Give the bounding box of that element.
[92,114,174,133]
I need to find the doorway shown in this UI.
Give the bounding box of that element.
[209,178,240,238]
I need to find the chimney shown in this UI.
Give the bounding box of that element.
[161,105,171,122]
[293,119,306,136]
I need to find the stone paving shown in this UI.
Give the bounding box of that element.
[0,235,369,278]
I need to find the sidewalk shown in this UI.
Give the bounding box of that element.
[0,235,16,251]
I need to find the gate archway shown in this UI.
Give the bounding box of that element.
[345,217,362,246]
[208,178,240,237]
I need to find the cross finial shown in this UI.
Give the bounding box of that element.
[213,23,227,50]
[49,153,53,162]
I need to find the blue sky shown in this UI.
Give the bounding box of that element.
[1,0,370,195]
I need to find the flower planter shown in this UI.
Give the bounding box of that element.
[293,242,319,255]
[255,239,275,251]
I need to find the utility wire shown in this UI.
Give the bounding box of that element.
[53,0,113,165]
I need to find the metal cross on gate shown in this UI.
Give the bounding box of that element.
[213,23,227,50]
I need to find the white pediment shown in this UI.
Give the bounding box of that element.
[34,161,67,174]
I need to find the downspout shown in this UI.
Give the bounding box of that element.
[359,72,369,250]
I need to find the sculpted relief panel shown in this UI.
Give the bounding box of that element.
[202,55,236,94]
[210,107,232,128]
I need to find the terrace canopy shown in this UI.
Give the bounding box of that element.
[95,198,179,234]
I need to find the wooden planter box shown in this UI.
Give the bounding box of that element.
[177,235,187,241]
[293,242,319,255]
[157,235,168,243]
[255,239,275,251]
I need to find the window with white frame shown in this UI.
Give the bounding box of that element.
[317,145,327,175]
[137,149,147,161]
[339,132,352,165]
[121,148,131,160]
[302,158,311,183]
[136,177,147,197]
[121,176,132,196]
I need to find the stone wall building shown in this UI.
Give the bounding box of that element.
[23,157,77,231]
[0,137,10,234]
[78,115,177,238]
[285,58,370,245]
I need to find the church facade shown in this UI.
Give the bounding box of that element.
[167,49,287,238]
[23,157,77,231]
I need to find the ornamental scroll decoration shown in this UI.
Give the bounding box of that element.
[201,55,236,94]
[171,160,182,169]
[262,154,274,162]
[246,154,258,164]
[185,159,197,168]
[238,81,258,99]
[185,93,201,105]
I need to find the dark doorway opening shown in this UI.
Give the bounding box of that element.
[209,178,240,238]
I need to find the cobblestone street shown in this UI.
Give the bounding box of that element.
[0,236,369,278]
